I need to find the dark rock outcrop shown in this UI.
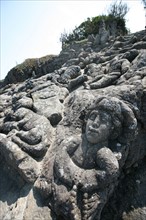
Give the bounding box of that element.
[0,29,146,220]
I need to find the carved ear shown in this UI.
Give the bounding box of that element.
[120,101,137,142]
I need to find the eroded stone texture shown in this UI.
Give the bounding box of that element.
[0,30,146,220]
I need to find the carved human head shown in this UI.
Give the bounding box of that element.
[85,96,137,144]
[86,109,112,144]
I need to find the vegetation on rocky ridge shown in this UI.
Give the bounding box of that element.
[60,0,129,45]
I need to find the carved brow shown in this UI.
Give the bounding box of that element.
[90,110,99,115]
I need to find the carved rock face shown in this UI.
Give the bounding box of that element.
[86,110,112,144]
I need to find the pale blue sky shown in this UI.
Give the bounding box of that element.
[0,0,145,80]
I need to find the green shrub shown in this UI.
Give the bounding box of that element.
[60,0,129,46]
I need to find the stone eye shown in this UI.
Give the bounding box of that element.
[89,113,96,120]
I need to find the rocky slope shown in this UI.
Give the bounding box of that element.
[0,29,146,220]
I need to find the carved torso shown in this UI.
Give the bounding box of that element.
[70,136,105,169]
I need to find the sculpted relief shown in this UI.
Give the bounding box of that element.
[37,94,138,220]
[0,30,146,220]
[0,71,145,220]
[0,76,145,220]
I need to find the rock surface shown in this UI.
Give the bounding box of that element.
[0,30,146,220]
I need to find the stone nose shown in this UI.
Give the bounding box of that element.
[92,116,100,128]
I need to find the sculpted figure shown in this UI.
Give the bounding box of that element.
[94,19,109,46]
[38,95,137,220]
[84,57,130,90]
[51,65,87,91]
[0,107,53,183]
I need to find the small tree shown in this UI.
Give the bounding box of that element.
[108,0,129,18]
[59,29,68,47]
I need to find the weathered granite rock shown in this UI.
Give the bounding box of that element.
[94,19,109,46]
[0,29,146,220]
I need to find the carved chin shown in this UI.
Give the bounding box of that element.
[86,129,109,144]
[86,132,101,144]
